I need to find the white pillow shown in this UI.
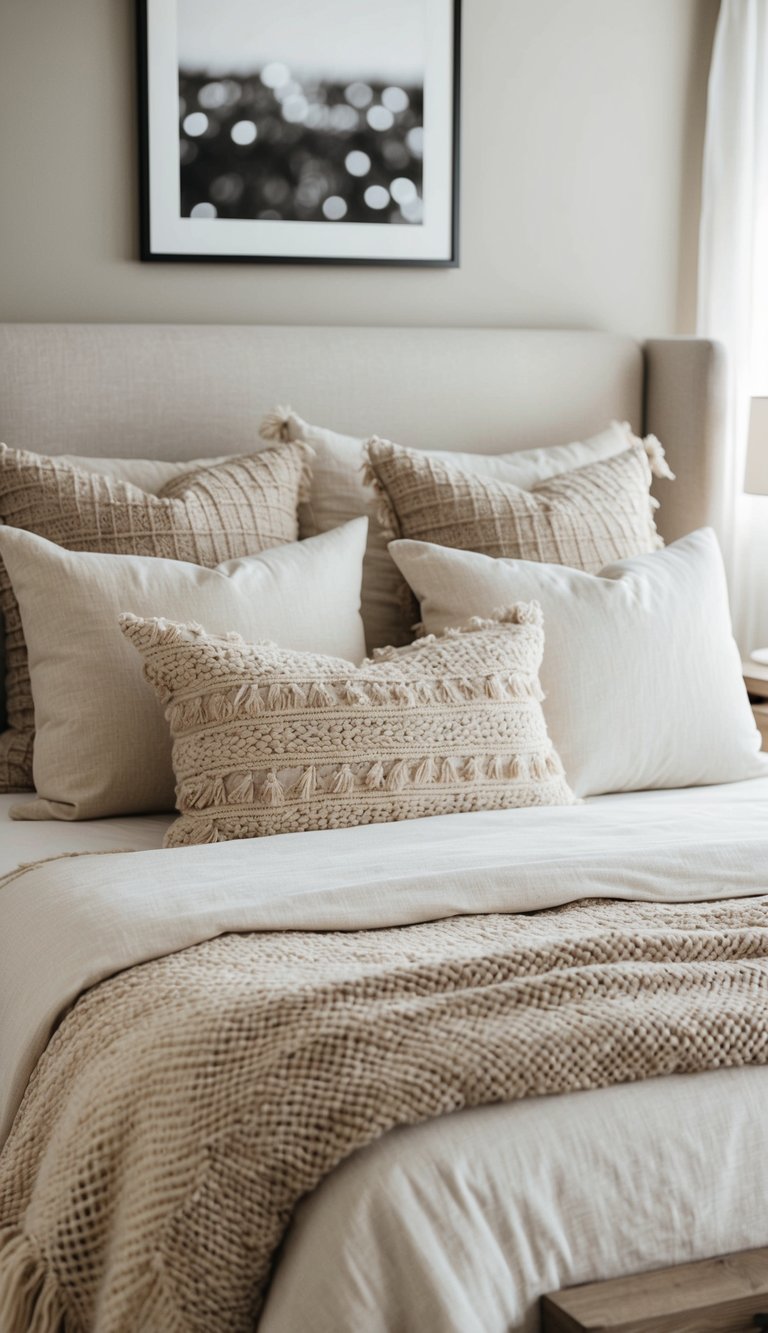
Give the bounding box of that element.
[0,519,367,820]
[390,529,764,797]
[58,454,246,491]
[261,409,656,651]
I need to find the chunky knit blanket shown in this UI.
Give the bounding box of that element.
[2,894,768,1332]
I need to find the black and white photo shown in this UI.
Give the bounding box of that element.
[139,0,460,263]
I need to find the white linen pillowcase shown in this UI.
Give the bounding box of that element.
[260,408,661,651]
[57,453,248,490]
[389,528,765,798]
[0,518,368,821]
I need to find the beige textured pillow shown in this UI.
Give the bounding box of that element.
[0,442,309,792]
[260,408,660,651]
[120,604,575,848]
[0,519,367,820]
[363,438,668,574]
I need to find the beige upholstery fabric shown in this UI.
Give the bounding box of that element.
[121,606,574,847]
[0,442,309,792]
[0,326,724,550]
[0,521,367,820]
[0,325,643,460]
[365,438,669,574]
[262,407,647,649]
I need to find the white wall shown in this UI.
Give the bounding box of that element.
[0,0,717,335]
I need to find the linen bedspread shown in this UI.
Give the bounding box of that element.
[2,892,768,1333]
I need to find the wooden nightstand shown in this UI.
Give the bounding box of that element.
[744,659,768,750]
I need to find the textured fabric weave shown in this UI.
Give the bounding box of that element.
[0,442,310,792]
[1,894,767,1332]
[363,437,664,572]
[121,606,574,846]
[261,406,657,651]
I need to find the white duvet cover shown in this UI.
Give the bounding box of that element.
[2,771,768,1330]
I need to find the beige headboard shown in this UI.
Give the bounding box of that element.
[0,322,726,545]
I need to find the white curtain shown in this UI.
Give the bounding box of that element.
[697,0,768,655]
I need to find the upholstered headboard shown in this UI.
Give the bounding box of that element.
[0,323,726,545]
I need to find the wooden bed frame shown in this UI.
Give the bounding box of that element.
[543,1246,768,1331]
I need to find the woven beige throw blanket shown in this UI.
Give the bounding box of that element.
[2,895,768,1332]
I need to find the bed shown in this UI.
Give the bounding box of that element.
[1,322,767,1333]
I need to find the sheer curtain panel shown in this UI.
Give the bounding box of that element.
[697,0,768,655]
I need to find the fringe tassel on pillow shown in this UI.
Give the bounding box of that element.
[368,681,392,706]
[227,772,256,804]
[290,765,317,800]
[385,759,410,792]
[259,405,294,442]
[340,682,368,707]
[360,439,401,543]
[260,771,285,806]
[268,683,305,711]
[330,764,355,795]
[208,692,233,724]
[233,683,262,713]
[183,777,226,810]
[413,755,435,786]
[365,761,385,789]
[308,681,337,709]
[619,421,676,481]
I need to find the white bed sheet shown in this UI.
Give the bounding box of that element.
[0,795,171,876]
[261,1064,768,1333]
[2,775,768,1332]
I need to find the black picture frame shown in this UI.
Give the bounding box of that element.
[137,0,460,266]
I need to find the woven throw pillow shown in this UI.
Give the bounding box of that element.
[390,529,766,797]
[120,605,575,847]
[1,520,367,821]
[260,407,664,652]
[0,441,310,793]
[363,437,672,575]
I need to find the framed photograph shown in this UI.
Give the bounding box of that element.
[137,0,460,266]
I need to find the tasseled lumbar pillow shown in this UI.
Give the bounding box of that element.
[120,605,575,847]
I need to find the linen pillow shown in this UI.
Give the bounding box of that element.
[390,529,765,797]
[120,605,575,848]
[58,453,240,491]
[260,407,667,651]
[364,437,669,574]
[0,519,367,820]
[0,442,309,793]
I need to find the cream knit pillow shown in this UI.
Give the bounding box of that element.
[120,606,575,847]
[260,407,662,651]
[0,442,310,793]
[363,438,669,573]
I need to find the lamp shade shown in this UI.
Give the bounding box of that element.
[745,396,768,495]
